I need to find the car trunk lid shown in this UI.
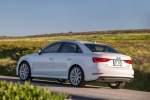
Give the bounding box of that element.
[93,52,132,68]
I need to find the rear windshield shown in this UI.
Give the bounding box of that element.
[84,44,119,53]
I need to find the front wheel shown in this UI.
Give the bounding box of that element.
[108,82,125,89]
[69,66,86,87]
[19,62,32,81]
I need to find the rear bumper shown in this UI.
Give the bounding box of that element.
[84,66,134,81]
[96,76,133,82]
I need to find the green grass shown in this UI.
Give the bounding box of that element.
[0,31,150,91]
[0,81,67,100]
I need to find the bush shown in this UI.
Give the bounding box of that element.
[0,81,67,100]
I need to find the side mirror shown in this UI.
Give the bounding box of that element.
[38,50,42,55]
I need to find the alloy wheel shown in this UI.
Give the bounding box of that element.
[70,67,82,86]
[19,63,29,80]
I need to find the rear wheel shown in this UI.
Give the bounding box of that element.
[57,79,68,83]
[19,62,32,81]
[108,82,125,89]
[69,66,86,87]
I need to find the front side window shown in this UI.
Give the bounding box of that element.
[61,42,82,53]
[42,42,62,53]
[84,44,119,53]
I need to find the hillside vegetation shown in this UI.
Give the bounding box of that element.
[0,30,150,91]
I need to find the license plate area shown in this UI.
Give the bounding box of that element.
[113,59,122,66]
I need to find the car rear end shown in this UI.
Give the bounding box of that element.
[92,52,134,82]
[83,43,134,83]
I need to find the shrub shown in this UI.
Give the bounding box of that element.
[0,81,67,100]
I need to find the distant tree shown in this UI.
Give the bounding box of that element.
[69,31,72,33]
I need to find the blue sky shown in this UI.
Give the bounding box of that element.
[0,0,150,36]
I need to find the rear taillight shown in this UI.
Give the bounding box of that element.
[93,57,110,63]
[124,60,132,64]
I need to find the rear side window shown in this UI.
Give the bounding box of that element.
[84,44,119,53]
[61,42,82,53]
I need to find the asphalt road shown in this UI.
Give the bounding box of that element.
[0,75,150,100]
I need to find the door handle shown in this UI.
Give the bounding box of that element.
[68,58,72,61]
[49,57,53,60]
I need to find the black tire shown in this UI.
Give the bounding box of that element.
[108,82,125,89]
[57,79,68,83]
[69,66,86,87]
[19,62,32,81]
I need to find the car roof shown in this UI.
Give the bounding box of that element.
[56,40,106,45]
[50,40,107,53]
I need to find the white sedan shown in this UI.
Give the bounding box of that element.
[16,40,134,88]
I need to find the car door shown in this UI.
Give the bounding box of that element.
[53,42,81,76]
[32,42,63,76]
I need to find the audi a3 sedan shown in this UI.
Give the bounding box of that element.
[16,40,134,88]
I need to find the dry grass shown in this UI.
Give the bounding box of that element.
[0,58,16,66]
[0,31,150,91]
